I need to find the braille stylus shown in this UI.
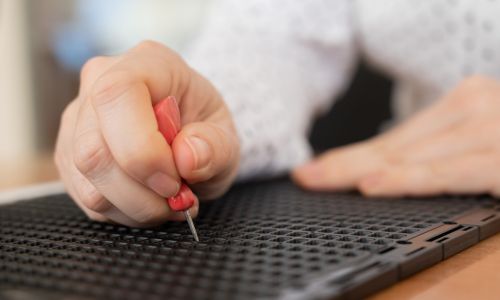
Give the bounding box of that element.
[153,96,199,242]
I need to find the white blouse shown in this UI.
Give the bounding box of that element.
[188,0,500,180]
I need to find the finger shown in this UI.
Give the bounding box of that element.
[172,119,240,200]
[63,52,194,225]
[359,153,499,197]
[71,172,179,226]
[73,100,197,226]
[87,43,186,197]
[57,102,146,225]
[292,141,387,191]
[390,120,493,164]
[292,93,471,192]
[79,56,121,96]
[70,171,111,222]
[54,101,109,222]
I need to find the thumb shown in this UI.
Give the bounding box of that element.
[172,121,240,200]
[292,141,385,191]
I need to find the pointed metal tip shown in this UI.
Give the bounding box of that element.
[184,210,200,242]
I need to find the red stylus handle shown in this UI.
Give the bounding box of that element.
[167,183,195,212]
[154,96,194,211]
[153,96,181,145]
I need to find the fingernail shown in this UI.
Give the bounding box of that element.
[186,136,211,171]
[147,172,180,197]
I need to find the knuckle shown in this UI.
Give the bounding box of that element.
[73,133,113,178]
[133,40,184,66]
[80,189,110,213]
[89,71,137,108]
[135,40,166,52]
[81,56,109,82]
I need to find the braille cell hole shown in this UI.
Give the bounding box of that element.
[338,236,352,242]
[336,230,351,235]
[290,263,302,269]
[271,237,289,243]
[286,231,306,237]
[324,249,337,256]
[397,222,412,227]
[396,240,412,245]
[306,240,319,246]
[320,235,335,240]
[388,234,403,239]
[288,238,307,244]
[359,245,372,251]
[274,230,289,235]
[308,256,320,262]
[340,244,354,249]
[309,265,321,271]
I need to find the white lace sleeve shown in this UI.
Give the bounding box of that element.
[188,0,357,180]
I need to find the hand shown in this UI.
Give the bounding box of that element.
[55,41,240,227]
[293,76,500,197]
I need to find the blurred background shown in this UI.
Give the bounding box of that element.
[0,0,391,190]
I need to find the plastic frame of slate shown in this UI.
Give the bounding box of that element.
[0,178,499,300]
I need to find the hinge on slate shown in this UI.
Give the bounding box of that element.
[453,207,500,240]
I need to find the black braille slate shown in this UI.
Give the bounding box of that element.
[0,179,498,299]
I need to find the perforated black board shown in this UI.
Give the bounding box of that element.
[1,179,500,300]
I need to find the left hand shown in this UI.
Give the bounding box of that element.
[293,75,500,197]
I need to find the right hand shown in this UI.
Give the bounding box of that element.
[54,41,240,227]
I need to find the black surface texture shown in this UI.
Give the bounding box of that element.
[1,179,499,300]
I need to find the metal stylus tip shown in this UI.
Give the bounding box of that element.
[184,210,199,242]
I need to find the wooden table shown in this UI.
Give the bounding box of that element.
[1,155,499,299]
